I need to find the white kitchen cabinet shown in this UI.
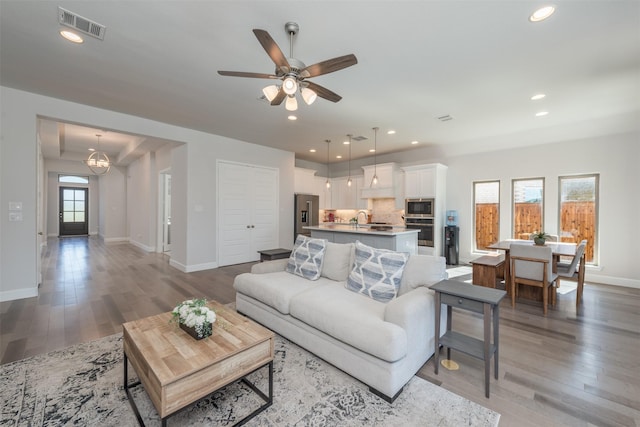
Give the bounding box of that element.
[401,163,448,257]
[354,176,368,210]
[403,167,436,198]
[294,167,318,195]
[315,176,331,209]
[324,176,366,209]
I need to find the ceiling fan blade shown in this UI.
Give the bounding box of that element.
[300,54,358,78]
[253,29,290,74]
[217,70,279,79]
[270,89,286,105]
[305,81,342,103]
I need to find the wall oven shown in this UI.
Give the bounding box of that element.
[405,198,434,218]
[405,217,434,247]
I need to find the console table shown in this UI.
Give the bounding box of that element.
[431,280,506,398]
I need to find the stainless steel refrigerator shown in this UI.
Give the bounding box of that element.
[294,193,319,241]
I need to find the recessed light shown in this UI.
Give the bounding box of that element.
[336,155,342,159]
[287,115,297,120]
[536,111,549,117]
[411,141,419,145]
[88,148,95,152]
[387,130,396,135]
[529,6,555,22]
[531,93,546,100]
[60,30,83,43]
[309,149,316,153]
[369,149,376,153]
[343,140,350,145]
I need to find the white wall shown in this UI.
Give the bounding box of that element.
[445,133,639,288]
[296,132,640,287]
[127,151,155,251]
[0,86,295,301]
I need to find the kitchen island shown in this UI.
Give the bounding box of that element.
[304,224,419,254]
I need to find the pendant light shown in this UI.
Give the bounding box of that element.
[325,140,331,189]
[370,127,379,187]
[85,133,111,175]
[346,134,353,187]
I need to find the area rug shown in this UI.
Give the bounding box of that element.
[0,333,500,426]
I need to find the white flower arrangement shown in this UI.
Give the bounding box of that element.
[171,298,216,339]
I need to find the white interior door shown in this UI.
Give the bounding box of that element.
[218,162,278,266]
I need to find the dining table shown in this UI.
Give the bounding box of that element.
[487,239,577,301]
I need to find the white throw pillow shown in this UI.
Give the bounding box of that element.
[346,241,409,303]
[286,235,326,280]
[398,254,447,296]
[321,242,355,281]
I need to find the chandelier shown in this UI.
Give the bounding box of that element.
[84,134,111,175]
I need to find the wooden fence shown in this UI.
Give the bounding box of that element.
[475,201,596,262]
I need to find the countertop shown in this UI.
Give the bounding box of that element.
[304,224,419,236]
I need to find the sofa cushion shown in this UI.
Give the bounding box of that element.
[321,242,355,281]
[286,235,326,280]
[398,255,447,296]
[346,241,409,303]
[289,283,408,362]
[234,271,332,315]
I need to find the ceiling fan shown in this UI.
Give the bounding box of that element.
[217,22,357,111]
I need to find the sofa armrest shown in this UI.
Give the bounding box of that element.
[250,258,288,274]
[384,287,441,356]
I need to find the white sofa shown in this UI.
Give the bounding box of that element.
[233,240,447,402]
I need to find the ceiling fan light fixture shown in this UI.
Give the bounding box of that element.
[301,87,317,105]
[285,95,298,111]
[262,84,279,102]
[282,76,298,95]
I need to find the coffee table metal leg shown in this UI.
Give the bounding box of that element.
[237,361,273,426]
[123,351,145,427]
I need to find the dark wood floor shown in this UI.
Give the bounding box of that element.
[1,237,638,426]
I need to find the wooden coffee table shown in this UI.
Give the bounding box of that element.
[123,300,274,426]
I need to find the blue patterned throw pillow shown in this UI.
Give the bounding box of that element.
[286,235,327,280]
[346,241,409,303]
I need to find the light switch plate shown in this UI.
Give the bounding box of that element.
[9,212,23,221]
[9,201,22,211]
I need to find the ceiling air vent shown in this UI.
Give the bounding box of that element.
[436,114,453,122]
[58,7,106,40]
[352,136,368,141]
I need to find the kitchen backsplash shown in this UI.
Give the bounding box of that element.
[321,198,405,225]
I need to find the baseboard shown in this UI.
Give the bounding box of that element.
[586,273,640,289]
[169,259,218,273]
[0,287,38,302]
[128,239,155,253]
[103,237,129,244]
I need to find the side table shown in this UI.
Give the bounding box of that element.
[258,248,292,262]
[431,280,506,398]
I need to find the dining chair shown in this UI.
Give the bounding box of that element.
[556,240,587,307]
[510,244,558,315]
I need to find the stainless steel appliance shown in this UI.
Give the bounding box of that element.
[405,198,434,218]
[404,217,434,247]
[294,193,319,241]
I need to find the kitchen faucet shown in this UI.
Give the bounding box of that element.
[356,210,368,228]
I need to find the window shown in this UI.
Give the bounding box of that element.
[474,181,500,251]
[559,174,598,265]
[512,178,544,239]
[59,175,89,184]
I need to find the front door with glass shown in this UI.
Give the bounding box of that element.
[59,187,89,236]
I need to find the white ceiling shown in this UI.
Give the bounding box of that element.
[1,1,639,165]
